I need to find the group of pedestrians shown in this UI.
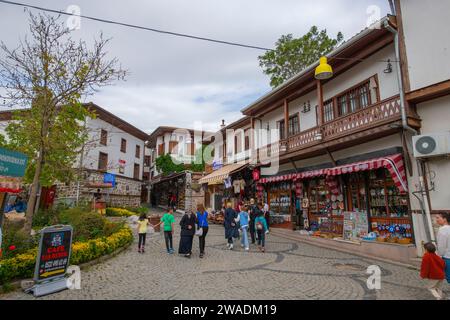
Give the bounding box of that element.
[224,198,269,252]
[420,212,450,300]
[136,204,209,258]
[135,198,270,258]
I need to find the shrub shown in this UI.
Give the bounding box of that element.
[105,207,136,217]
[0,226,133,285]
[59,208,107,242]
[1,223,38,259]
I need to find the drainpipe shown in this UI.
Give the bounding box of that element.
[384,19,436,244]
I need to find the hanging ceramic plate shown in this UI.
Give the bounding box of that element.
[370,189,376,196]
[332,202,337,209]
[337,195,343,202]
[380,189,385,196]
[331,195,337,202]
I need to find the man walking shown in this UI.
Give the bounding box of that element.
[249,198,258,244]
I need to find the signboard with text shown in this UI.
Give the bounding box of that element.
[34,225,73,282]
[0,147,28,177]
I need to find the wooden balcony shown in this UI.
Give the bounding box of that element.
[275,95,402,160]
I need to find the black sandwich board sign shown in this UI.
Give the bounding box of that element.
[28,225,73,297]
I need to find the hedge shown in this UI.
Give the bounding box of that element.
[0,226,133,285]
[105,208,136,217]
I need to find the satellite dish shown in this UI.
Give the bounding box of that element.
[415,136,436,155]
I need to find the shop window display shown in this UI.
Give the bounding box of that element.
[267,182,292,227]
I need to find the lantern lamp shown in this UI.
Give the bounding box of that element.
[315,56,333,80]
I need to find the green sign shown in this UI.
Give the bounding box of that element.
[0,147,28,177]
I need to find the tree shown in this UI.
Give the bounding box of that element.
[0,12,126,235]
[258,26,344,88]
[155,154,185,176]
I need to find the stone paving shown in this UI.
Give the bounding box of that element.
[1,210,449,300]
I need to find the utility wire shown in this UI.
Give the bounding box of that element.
[0,0,273,51]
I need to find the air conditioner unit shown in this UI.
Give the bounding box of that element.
[412,132,450,158]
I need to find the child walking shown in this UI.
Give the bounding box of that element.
[254,205,269,253]
[155,208,176,254]
[420,242,446,300]
[235,205,250,251]
[137,213,150,253]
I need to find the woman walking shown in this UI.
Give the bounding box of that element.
[235,205,250,251]
[255,204,269,253]
[224,202,238,250]
[436,212,450,286]
[196,204,209,258]
[178,211,197,258]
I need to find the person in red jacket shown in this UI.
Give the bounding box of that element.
[420,242,446,300]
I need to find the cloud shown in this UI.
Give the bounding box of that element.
[0,0,390,132]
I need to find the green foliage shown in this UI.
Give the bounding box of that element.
[0,223,38,259]
[258,26,344,88]
[4,100,92,187]
[155,154,185,176]
[58,208,107,242]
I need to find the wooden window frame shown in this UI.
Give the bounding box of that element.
[135,145,141,159]
[120,138,127,153]
[98,152,108,171]
[133,163,140,180]
[169,141,178,154]
[158,143,164,156]
[278,113,300,139]
[100,129,108,146]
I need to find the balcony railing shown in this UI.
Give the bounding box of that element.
[279,95,401,155]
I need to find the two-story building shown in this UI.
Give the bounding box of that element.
[0,102,149,208]
[392,0,450,243]
[147,126,214,212]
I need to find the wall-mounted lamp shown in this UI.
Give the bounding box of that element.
[384,59,393,74]
[301,101,311,113]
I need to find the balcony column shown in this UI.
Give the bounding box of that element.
[283,99,289,139]
[316,80,324,126]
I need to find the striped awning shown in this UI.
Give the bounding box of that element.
[327,153,407,193]
[0,176,23,193]
[198,163,247,185]
[257,153,408,194]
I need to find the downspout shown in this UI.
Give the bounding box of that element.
[384,19,436,244]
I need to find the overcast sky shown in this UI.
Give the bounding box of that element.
[0,0,390,133]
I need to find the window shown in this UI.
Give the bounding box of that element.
[279,121,285,140]
[98,152,108,171]
[121,138,127,153]
[279,114,300,139]
[133,163,140,180]
[158,143,164,156]
[323,100,334,122]
[186,142,195,156]
[244,129,250,150]
[288,115,300,136]
[337,81,371,116]
[100,129,107,146]
[169,141,178,154]
[135,145,141,158]
[144,155,151,167]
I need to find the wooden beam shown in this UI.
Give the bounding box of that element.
[406,79,450,104]
[394,0,411,93]
[316,80,324,126]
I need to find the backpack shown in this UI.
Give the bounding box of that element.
[256,221,264,231]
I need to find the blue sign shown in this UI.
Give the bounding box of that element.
[0,147,28,177]
[103,173,116,187]
[212,160,223,171]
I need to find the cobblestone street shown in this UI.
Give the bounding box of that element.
[1,211,448,300]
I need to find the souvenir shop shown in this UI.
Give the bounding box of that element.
[257,153,414,245]
[199,164,259,211]
[151,172,187,210]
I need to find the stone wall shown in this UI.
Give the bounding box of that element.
[55,170,143,208]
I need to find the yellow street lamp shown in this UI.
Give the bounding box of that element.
[315,56,333,80]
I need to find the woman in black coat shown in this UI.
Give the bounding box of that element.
[224,202,238,250]
[179,211,197,258]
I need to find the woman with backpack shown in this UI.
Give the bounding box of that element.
[255,203,269,252]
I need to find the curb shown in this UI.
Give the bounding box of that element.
[270,229,421,271]
[0,242,132,295]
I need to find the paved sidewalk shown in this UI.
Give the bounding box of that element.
[1,209,448,300]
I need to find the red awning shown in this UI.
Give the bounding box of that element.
[327,153,407,193]
[0,176,23,194]
[257,153,408,194]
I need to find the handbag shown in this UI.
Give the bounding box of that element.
[195,226,203,237]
